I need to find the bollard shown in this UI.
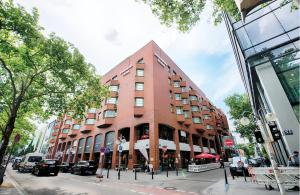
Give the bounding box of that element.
[242,167,247,182]
[224,166,228,185]
[176,168,178,176]
[151,168,154,180]
[107,168,109,178]
[118,169,120,180]
[166,167,168,177]
[135,169,137,180]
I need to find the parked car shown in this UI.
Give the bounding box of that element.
[71,161,98,175]
[60,162,75,173]
[229,156,250,177]
[12,157,23,170]
[32,159,60,176]
[18,153,43,173]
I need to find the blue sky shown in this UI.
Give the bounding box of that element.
[16,0,246,141]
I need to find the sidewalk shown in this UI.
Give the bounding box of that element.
[201,176,299,195]
[0,172,25,195]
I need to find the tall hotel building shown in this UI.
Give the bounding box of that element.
[47,41,229,170]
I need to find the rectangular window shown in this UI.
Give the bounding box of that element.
[192,117,201,124]
[104,110,116,118]
[175,93,181,100]
[135,82,144,91]
[135,98,144,107]
[204,115,211,119]
[85,119,95,125]
[72,124,81,130]
[203,105,209,110]
[173,81,180,88]
[176,107,183,115]
[65,120,72,125]
[62,129,69,134]
[106,97,118,104]
[136,69,144,77]
[109,85,119,92]
[206,125,213,129]
[191,106,199,112]
[182,99,188,104]
[183,111,189,119]
[190,95,198,101]
[181,87,188,92]
[87,108,97,113]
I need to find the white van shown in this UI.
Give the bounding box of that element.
[18,153,43,172]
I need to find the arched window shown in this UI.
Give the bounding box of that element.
[84,137,93,153]
[77,138,85,154]
[94,134,103,153]
[105,131,115,151]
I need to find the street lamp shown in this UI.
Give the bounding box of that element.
[239,111,286,195]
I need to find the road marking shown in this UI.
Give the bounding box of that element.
[6,172,29,195]
[175,189,185,192]
[138,192,147,194]
[188,192,198,194]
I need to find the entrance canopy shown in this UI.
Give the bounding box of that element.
[194,153,216,159]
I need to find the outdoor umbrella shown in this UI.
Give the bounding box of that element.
[194,153,216,159]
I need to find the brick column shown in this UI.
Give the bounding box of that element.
[128,126,137,169]
[111,131,118,169]
[149,122,159,170]
[174,128,181,168]
[89,136,95,161]
[62,142,68,162]
[189,133,194,159]
[208,138,211,153]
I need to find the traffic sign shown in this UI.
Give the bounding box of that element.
[222,136,235,149]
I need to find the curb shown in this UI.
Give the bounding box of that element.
[5,170,28,195]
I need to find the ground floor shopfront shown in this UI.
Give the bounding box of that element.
[48,122,227,170]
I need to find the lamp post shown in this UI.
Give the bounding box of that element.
[239,112,285,195]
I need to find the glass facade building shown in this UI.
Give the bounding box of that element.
[225,0,299,165]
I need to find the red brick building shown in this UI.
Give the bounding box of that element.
[47,41,229,170]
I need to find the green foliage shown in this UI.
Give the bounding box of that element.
[237,143,255,157]
[224,93,256,143]
[0,0,108,160]
[140,0,240,32]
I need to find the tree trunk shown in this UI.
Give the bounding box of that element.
[0,115,17,164]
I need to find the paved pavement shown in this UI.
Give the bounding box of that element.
[2,165,224,195]
[2,165,299,195]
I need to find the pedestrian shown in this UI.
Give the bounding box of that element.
[219,158,224,168]
[288,151,299,191]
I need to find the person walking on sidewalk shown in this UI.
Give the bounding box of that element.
[288,151,299,191]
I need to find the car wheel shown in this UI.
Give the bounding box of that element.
[80,170,84,176]
[70,169,74,174]
[54,171,59,176]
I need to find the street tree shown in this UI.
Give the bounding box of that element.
[0,1,108,163]
[224,93,256,143]
[139,0,297,32]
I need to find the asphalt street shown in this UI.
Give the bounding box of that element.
[2,165,227,195]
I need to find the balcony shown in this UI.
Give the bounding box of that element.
[189,90,197,96]
[110,80,119,86]
[134,107,144,117]
[173,100,183,107]
[173,87,182,93]
[182,104,190,111]
[180,81,187,87]
[190,100,198,106]
[54,124,61,130]
[136,63,145,69]
[62,124,70,129]
[194,124,205,132]
[104,103,117,110]
[96,118,114,128]
[49,139,56,144]
[86,113,96,119]
[184,118,192,126]
[171,75,181,81]
[181,92,189,99]
[68,130,78,137]
[135,76,144,83]
[202,109,211,115]
[191,111,201,117]
[207,130,216,136]
[59,134,67,140]
[110,91,118,97]
[176,115,185,123]
[52,132,58,137]
[80,124,95,134]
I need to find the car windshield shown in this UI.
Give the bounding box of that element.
[45,160,56,164]
[232,157,248,164]
[78,161,89,166]
[28,156,42,162]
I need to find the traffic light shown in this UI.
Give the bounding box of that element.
[254,131,264,143]
[268,122,281,141]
